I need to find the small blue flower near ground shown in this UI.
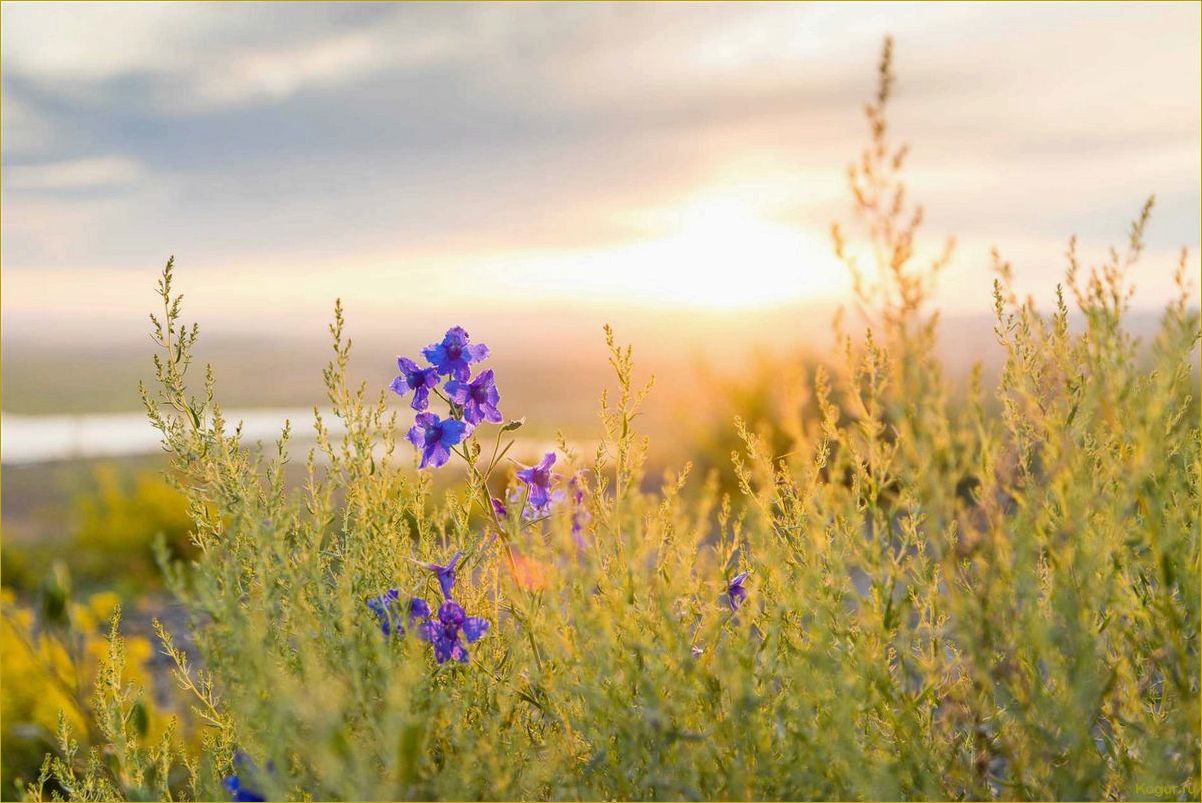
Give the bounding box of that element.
[418,601,491,664]
[423,326,489,381]
[390,357,441,411]
[726,571,750,612]
[419,551,463,600]
[445,368,503,425]
[516,452,559,514]
[366,589,431,636]
[407,412,469,469]
[223,751,267,802]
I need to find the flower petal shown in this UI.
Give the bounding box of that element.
[409,597,431,620]
[423,442,451,469]
[445,379,469,404]
[438,601,466,626]
[461,616,490,643]
[440,419,469,446]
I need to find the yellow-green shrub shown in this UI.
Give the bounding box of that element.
[1,584,175,799]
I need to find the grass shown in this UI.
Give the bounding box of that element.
[12,38,1201,802]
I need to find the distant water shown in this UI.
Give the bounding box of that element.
[0,408,340,465]
[0,410,572,466]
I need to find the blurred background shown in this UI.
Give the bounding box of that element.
[0,2,1199,794]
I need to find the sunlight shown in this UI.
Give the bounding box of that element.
[609,193,849,309]
[483,189,851,310]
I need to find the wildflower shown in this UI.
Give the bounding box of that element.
[691,645,704,658]
[222,751,266,802]
[366,589,431,637]
[409,596,432,620]
[725,571,750,612]
[445,368,502,426]
[568,473,591,550]
[491,497,508,519]
[407,412,468,470]
[390,357,441,411]
[418,551,463,600]
[423,326,489,381]
[417,600,490,664]
[516,452,558,514]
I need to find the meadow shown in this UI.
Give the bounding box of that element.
[2,39,1199,802]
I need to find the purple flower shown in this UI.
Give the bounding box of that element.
[423,326,489,382]
[491,497,508,520]
[417,601,490,664]
[366,589,431,637]
[725,571,750,612]
[407,413,468,469]
[390,357,440,411]
[516,452,558,514]
[419,551,463,600]
[409,596,432,620]
[445,369,502,426]
[568,473,590,550]
[222,752,267,802]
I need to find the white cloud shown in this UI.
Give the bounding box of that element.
[191,30,384,106]
[0,2,213,82]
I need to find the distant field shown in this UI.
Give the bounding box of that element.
[4,308,1166,416]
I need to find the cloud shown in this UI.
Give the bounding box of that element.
[5,155,146,191]
[0,1,1197,319]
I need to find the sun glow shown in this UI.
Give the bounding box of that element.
[617,194,849,308]
[486,190,851,310]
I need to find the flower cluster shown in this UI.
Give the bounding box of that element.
[392,327,498,469]
[417,600,491,664]
[516,452,559,515]
[492,452,565,522]
[367,551,491,665]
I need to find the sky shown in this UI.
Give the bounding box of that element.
[2,1,1199,348]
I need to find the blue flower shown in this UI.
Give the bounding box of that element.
[423,326,489,382]
[390,357,441,411]
[725,571,750,612]
[445,368,502,426]
[417,601,490,664]
[222,751,267,802]
[407,412,468,469]
[516,452,558,514]
[366,589,431,637]
[419,551,463,600]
